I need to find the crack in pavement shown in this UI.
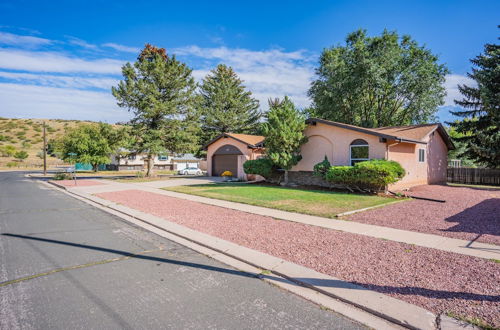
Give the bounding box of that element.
[0,248,163,288]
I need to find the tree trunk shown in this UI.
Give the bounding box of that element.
[284,170,289,185]
[146,155,154,177]
[93,164,98,172]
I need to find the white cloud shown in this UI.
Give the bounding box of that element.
[177,46,316,109]
[0,83,131,122]
[0,31,52,48]
[67,37,99,50]
[0,48,125,74]
[102,43,140,54]
[0,71,118,90]
[443,74,476,106]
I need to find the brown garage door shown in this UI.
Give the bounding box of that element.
[212,154,238,176]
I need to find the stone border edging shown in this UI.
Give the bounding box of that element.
[44,180,442,330]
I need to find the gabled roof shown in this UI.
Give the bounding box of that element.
[203,132,265,150]
[306,118,454,149]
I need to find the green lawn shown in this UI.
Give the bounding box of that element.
[164,184,399,218]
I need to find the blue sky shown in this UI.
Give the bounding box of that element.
[0,0,498,123]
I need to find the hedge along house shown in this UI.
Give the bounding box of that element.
[205,133,265,179]
[204,119,454,189]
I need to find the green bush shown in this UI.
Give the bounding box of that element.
[6,162,17,168]
[243,158,275,178]
[313,156,331,177]
[135,171,145,178]
[53,172,72,180]
[0,145,16,157]
[325,160,405,191]
[14,150,29,161]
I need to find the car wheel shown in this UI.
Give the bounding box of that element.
[183,171,188,175]
[196,171,201,175]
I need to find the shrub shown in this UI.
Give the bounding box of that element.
[0,135,5,141]
[243,158,275,178]
[135,171,145,178]
[14,150,29,161]
[6,162,17,168]
[325,160,405,191]
[53,172,72,180]
[313,156,331,177]
[0,145,16,157]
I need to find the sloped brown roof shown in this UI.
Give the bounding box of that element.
[226,133,265,146]
[370,124,439,141]
[307,118,454,149]
[203,132,265,150]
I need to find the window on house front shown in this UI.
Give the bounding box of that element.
[128,155,136,160]
[418,148,425,162]
[350,139,369,166]
[158,155,168,161]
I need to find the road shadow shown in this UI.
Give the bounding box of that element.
[3,233,496,304]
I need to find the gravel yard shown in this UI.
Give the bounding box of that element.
[96,189,500,328]
[349,184,500,245]
[52,179,104,187]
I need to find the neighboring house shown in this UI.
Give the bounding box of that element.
[110,152,203,171]
[204,119,454,189]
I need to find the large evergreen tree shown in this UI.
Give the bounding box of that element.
[448,35,500,168]
[262,97,307,184]
[112,44,199,176]
[198,64,261,150]
[308,29,449,127]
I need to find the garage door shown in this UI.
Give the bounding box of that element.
[212,155,238,176]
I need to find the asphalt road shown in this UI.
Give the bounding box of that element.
[0,172,365,330]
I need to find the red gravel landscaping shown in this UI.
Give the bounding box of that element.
[349,184,500,245]
[96,189,500,328]
[52,179,104,187]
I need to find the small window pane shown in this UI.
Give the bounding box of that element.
[419,149,425,162]
[351,146,369,159]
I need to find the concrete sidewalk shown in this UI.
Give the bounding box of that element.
[57,179,500,261]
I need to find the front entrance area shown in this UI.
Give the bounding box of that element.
[212,144,243,176]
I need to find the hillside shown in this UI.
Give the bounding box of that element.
[0,117,97,168]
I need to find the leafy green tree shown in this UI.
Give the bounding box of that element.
[446,126,475,167]
[309,29,449,127]
[14,150,28,162]
[56,123,123,171]
[198,64,261,153]
[112,44,199,176]
[448,36,499,168]
[262,97,307,184]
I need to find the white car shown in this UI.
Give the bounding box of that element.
[178,167,202,175]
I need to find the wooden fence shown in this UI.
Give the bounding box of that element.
[447,167,500,186]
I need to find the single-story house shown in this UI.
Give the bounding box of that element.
[110,151,203,171]
[204,119,454,189]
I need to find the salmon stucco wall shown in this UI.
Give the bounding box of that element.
[206,137,258,179]
[427,132,448,184]
[292,122,387,171]
[387,141,427,190]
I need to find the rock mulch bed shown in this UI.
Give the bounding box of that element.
[349,184,500,245]
[52,179,104,187]
[96,189,500,328]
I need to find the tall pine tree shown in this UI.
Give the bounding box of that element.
[262,97,308,184]
[112,44,200,176]
[198,64,261,151]
[448,33,499,168]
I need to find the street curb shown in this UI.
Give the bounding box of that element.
[38,182,448,329]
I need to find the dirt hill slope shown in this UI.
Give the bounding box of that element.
[0,117,97,168]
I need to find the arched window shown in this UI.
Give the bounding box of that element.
[350,139,369,165]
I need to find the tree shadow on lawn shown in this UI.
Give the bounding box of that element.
[442,198,500,243]
[2,233,496,303]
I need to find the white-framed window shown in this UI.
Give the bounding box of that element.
[127,155,136,160]
[418,148,425,162]
[350,139,369,166]
[158,155,168,161]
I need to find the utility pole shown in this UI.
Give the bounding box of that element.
[43,121,47,176]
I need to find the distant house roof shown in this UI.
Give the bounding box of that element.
[306,118,454,150]
[171,153,200,161]
[203,133,265,150]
